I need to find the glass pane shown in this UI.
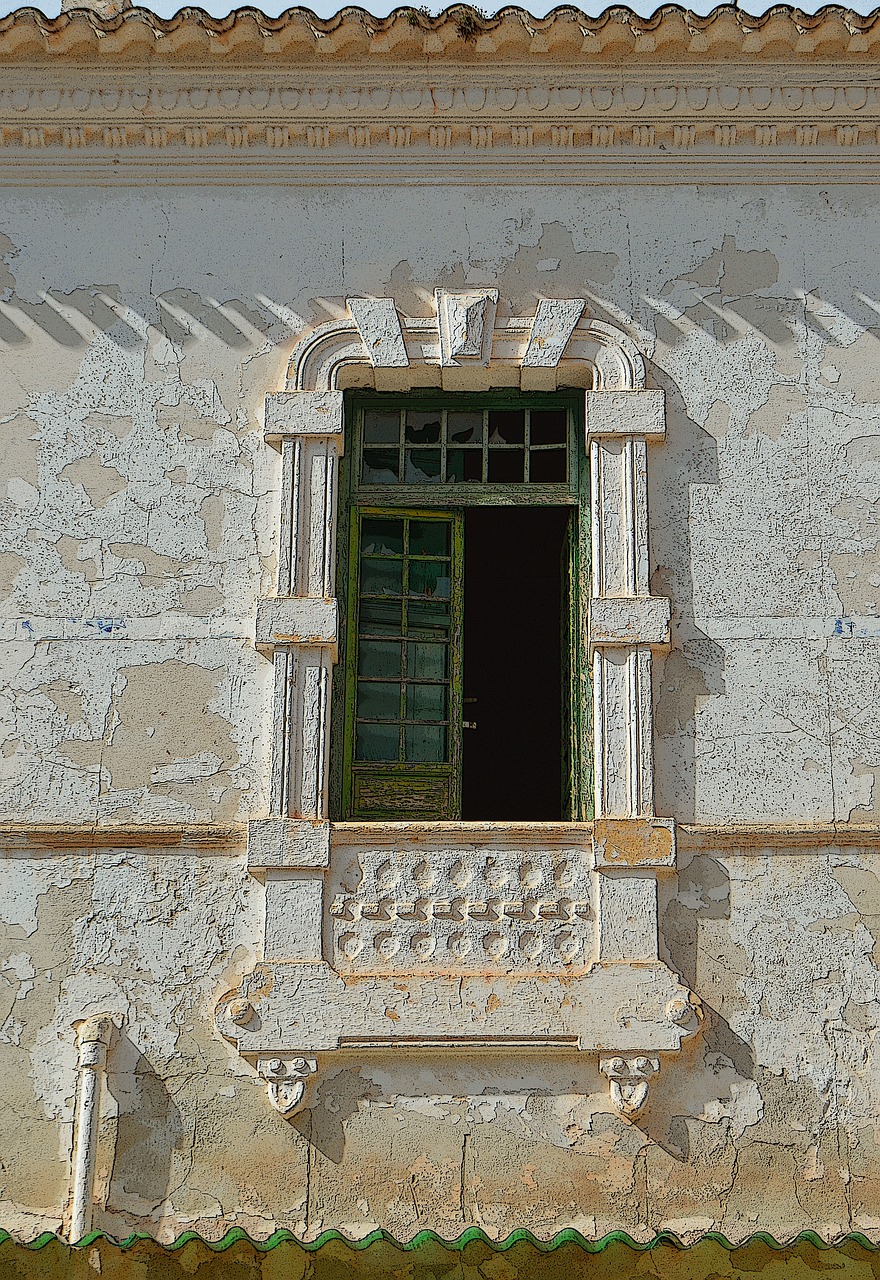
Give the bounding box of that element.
[362,449,399,484]
[529,409,567,445]
[529,448,567,483]
[357,681,400,720]
[446,448,482,483]
[356,721,400,762]
[360,598,402,634]
[405,449,441,483]
[405,411,441,444]
[361,558,403,596]
[359,640,402,678]
[488,409,525,445]
[407,599,450,633]
[409,520,449,557]
[407,642,448,679]
[409,560,450,599]
[447,411,482,444]
[405,724,446,763]
[361,518,403,556]
[407,683,447,721]
[364,410,400,445]
[488,449,525,483]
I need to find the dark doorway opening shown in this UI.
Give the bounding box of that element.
[461,505,570,821]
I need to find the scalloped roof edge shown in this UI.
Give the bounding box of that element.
[1,1226,879,1252]
[2,2,880,43]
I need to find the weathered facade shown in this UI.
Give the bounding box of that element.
[1,1,880,1250]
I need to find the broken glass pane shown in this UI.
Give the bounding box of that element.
[405,449,442,483]
[529,448,567,483]
[362,449,400,484]
[360,558,403,596]
[529,408,567,445]
[447,411,482,444]
[487,449,525,483]
[361,519,403,556]
[405,411,442,444]
[446,448,482,482]
[488,409,525,444]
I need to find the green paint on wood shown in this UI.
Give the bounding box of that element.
[333,390,592,821]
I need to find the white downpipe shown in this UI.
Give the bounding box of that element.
[69,1015,113,1241]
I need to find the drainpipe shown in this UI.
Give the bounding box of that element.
[69,1015,113,1241]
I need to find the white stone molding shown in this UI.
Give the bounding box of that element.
[436,288,498,366]
[68,1015,114,1241]
[348,296,409,368]
[6,28,880,184]
[217,826,701,1110]
[227,293,697,1118]
[258,1056,317,1118]
[587,390,670,821]
[285,306,645,395]
[600,1055,659,1118]
[260,295,652,821]
[523,298,587,370]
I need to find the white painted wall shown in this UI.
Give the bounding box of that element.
[1,179,879,1242]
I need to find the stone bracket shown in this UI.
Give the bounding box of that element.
[585,389,666,440]
[589,596,671,651]
[256,597,338,658]
[437,288,498,366]
[523,298,586,368]
[600,1055,659,1118]
[264,389,343,444]
[247,818,331,873]
[593,817,676,869]
[258,1056,318,1118]
[348,297,409,368]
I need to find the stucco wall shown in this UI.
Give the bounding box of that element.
[1,183,879,1241]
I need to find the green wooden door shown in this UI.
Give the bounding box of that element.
[342,508,464,820]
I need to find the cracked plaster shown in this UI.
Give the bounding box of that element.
[0,181,879,1242]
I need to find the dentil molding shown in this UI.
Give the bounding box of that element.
[3,4,880,165]
[3,76,880,159]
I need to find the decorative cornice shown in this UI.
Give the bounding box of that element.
[3,4,880,63]
[0,43,878,165]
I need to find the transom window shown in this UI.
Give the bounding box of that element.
[334,391,590,823]
[361,402,569,486]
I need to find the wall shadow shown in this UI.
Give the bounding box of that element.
[647,366,726,824]
[94,1032,184,1229]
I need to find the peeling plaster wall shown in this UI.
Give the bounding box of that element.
[2,183,880,1241]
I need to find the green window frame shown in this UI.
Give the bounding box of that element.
[333,390,592,822]
[343,508,464,822]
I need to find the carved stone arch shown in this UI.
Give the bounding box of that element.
[225,292,700,1125]
[284,295,646,393]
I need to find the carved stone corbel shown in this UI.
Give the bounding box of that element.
[258,1056,317,1117]
[600,1055,659,1118]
